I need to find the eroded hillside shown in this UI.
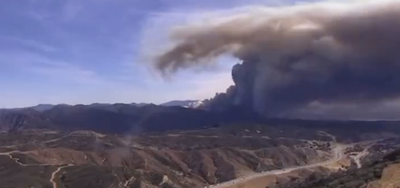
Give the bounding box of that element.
[272,148,400,188]
[1,107,399,188]
[0,121,398,188]
[0,128,336,188]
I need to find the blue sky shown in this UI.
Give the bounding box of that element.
[0,0,292,108]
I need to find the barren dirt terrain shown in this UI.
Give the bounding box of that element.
[1,106,400,188]
[0,123,398,188]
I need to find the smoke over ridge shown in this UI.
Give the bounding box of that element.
[152,0,400,117]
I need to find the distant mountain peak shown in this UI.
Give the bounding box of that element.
[161,100,204,108]
[22,104,55,112]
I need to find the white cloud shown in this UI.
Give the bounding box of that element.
[0,51,105,85]
[30,62,103,85]
[116,60,234,103]
[184,70,234,100]
[0,35,58,52]
[2,0,292,108]
[138,2,276,102]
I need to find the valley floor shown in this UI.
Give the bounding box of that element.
[0,127,398,188]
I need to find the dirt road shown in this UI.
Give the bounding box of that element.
[354,149,368,168]
[50,164,73,188]
[0,147,70,188]
[352,144,374,168]
[210,138,391,188]
[0,150,33,166]
[210,143,349,188]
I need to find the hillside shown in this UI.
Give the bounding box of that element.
[0,120,398,188]
[272,148,400,188]
[1,104,400,138]
[1,104,400,188]
[0,104,255,133]
[0,129,333,188]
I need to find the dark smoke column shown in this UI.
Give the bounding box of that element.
[153,0,400,119]
[200,60,258,113]
[231,61,255,110]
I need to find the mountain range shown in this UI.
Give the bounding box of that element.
[1,101,400,188]
[3,100,203,112]
[0,102,262,133]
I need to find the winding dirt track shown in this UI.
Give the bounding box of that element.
[0,150,28,166]
[352,143,374,168]
[0,134,76,188]
[210,143,349,188]
[0,133,388,188]
[210,138,389,188]
[0,150,72,188]
[50,164,73,188]
[0,143,346,188]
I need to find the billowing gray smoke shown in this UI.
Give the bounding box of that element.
[153,0,400,117]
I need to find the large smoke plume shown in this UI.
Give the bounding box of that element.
[153,0,400,117]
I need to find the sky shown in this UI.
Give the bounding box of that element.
[0,0,304,108]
